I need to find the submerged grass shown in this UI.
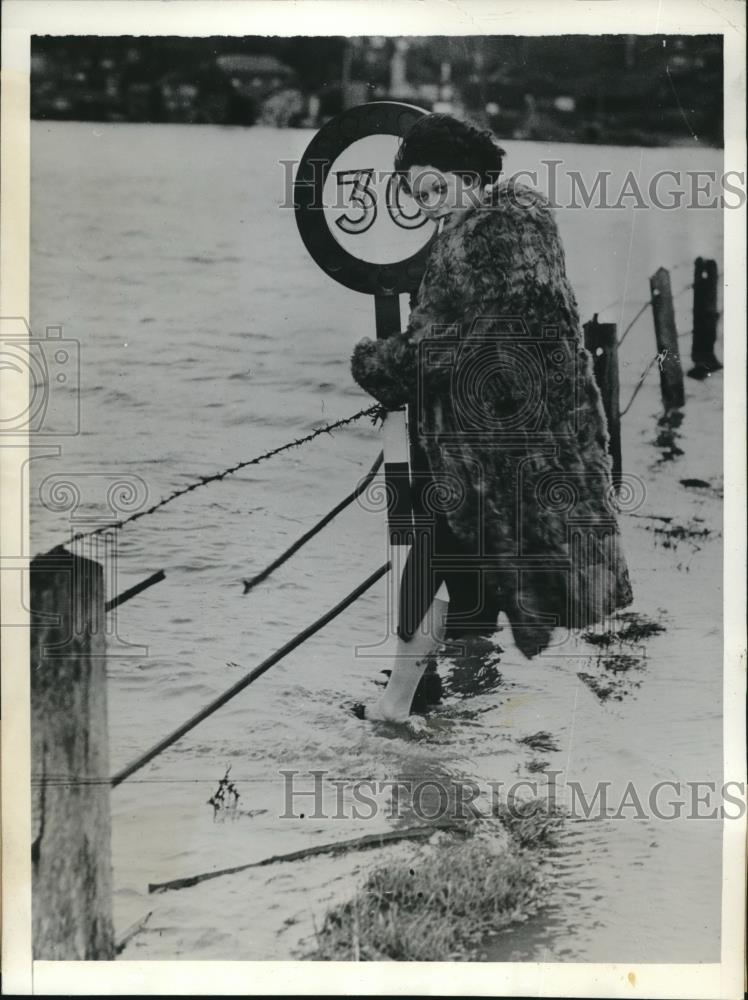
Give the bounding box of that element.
[517,730,560,753]
[582,611,667,647]
[311,837,543,961]
[492,797,565,850]
[310,803,561,961]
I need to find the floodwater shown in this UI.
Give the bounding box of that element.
[29,122,724,961]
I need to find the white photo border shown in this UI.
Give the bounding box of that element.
[1,1,745,995]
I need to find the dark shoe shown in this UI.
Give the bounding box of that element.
[687,354,723,380]
[411,658,444,713]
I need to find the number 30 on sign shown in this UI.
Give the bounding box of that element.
[294,102,437,296]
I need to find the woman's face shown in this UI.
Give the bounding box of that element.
[406,164,482,221]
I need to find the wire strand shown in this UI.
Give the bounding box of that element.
[616,281,695,349]
[42,404,385,554]
[242,450,384,595]
[620,354,662,417]
[617,299,652,347]
[110,560,391,788]
[598,258,711,315]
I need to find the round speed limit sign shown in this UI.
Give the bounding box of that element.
[294,102,437,296]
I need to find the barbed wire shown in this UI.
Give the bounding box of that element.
[28,260,722,806]
[46,404,385,553]
[46,265,712,555]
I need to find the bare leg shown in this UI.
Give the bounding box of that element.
[369,584,449,722]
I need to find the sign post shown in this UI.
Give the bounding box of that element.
[372,291,413,544]
[294,102,437,653]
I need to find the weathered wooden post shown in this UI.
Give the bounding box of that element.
[584,315,622,487]
[31,545,114,959]
[649,266,685,411]
[689,257,722,380]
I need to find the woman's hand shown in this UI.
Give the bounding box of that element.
[350,338,379,381]
[350,334,418,411]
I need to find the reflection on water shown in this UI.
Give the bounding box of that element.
[30,122,723,961]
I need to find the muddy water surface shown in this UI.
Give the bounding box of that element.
[30,122,724,960]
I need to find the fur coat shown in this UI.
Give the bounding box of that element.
[351,180,633,657]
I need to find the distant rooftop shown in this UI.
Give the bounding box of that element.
[216,53,294,77]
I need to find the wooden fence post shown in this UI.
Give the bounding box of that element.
[31,545,114,959]
[689,257,722,380]
[649,266,685,411]
[584,315,622,487]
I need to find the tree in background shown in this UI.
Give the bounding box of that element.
[30,34,723,146]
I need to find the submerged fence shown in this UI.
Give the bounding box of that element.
[29,256,721,958]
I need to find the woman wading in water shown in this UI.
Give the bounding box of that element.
[351,114,633,722]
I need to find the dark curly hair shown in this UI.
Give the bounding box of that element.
[394,113,506,189]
